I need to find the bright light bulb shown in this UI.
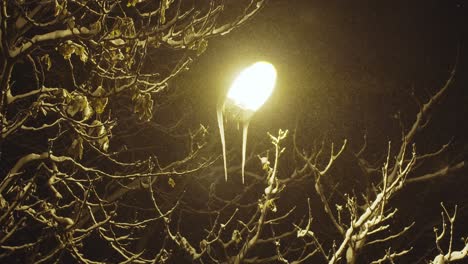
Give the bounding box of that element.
[227,61,277,111]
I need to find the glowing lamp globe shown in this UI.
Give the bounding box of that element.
[226,61,277,112]
[217,61,277,184]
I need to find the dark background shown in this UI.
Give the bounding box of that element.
[181,0,468,261]
[3,1,467,262]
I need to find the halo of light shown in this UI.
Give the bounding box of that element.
[227,61,277,111]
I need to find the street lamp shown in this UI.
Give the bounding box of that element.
[217,61,277,183]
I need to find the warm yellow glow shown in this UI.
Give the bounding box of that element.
[227,61,277,111]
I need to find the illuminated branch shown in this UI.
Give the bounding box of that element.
[232,129,288,264]
[0,1,266,262]
[431,204,468,264]
[328,143,416,264]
